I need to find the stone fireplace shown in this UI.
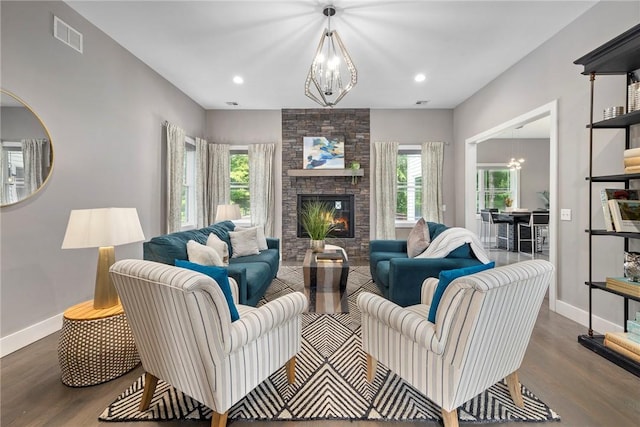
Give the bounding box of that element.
[282,109,370,261]
[297,194,355,239]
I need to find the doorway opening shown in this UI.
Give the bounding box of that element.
[464,100,558,312]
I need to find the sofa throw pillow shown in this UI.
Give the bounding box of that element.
[427,262,495,323]
[206,233,229,266]
[174,259,239,321]
[407,218,431,258]
[229,227,260,258]
[186,240,224,266]
[235,225,268,251]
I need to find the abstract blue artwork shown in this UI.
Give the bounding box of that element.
[303,137,345,169]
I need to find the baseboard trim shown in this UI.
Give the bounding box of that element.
[555,300,622,334]
[1,312,63,358]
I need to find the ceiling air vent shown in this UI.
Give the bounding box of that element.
[54,16,83,53]
[415,100,429,105]
[226,102,239,106]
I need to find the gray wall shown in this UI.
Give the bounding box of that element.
[477,138,550,210]
[205,110,283,239]
[453,1,640,326]
[1,106,48,140]
[1,1,206,337]
[370,109,455,231]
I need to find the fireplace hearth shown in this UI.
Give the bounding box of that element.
[297,194,355,239]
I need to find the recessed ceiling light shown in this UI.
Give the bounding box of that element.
[414,73,426,82]
[233,76,244,84]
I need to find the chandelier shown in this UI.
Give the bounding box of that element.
[305,6,357,107]
[507,127,525,170]
[507,157,524,170]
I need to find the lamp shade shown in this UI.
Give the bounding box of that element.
[215,204,241,222]
[62,208,145,249]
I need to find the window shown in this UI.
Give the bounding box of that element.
[230,149,250,219]
[396,147,422,221]
[476,165,519,212]
[181,137,196,229]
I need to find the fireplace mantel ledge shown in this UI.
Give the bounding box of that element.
[287,169,364,177]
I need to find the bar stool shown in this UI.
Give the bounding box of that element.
[480,209,497,246]
[518,211,550,257]
[491,211,512,251]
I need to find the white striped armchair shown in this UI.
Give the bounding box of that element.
[358,259,554,427]
[110,259,308,427]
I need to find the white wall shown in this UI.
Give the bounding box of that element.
[477,138,550,210]
[0,1,206,350]
[453,1,640,329]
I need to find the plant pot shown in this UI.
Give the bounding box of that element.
[310,239,325,253]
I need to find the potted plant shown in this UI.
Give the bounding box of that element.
[300,200,336,252]
[504,196,513,212]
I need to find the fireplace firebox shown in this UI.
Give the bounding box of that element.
[297,194,355,239]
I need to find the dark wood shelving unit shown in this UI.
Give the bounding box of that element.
[574,22,640,378]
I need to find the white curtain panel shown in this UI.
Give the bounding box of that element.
[421,141,445,223]
[208,143,230,221]
[374,141,398,239]
[166,122,185,233]
[0,146,10,204]
[248,143,275,236]
[21,138,48,196]
[195,137,213,228]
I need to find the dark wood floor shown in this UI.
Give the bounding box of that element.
[2,296,640,427]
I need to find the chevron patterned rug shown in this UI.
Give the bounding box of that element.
[99,266,560,424]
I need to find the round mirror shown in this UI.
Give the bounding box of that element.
[1,89,54,207]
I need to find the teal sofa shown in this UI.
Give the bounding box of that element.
[369,222,483,307]
[143,221,279,306]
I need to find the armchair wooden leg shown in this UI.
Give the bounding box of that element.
[366,353,377,382]
[286,356,296,384]
[506,371,524,408]
[441,408,459,427]
[211,410,228,427]
[140,372,159,411]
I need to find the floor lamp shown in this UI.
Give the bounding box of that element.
[61,207,145,309]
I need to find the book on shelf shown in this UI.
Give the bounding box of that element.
[605,276,640,297]
[624,148,640,158]
[604,331,640,355]
[608,199,640,233]
[604,337,640,363]
[628,319,640,336]
[624,156,640,167]
[600,189,640,231]
[625,165,640,174]
[315,252,343,260]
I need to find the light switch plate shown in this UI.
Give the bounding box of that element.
[560,209,571,221]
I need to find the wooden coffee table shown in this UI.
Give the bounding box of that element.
[303,248,349,313]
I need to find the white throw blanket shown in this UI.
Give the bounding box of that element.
[416,227,491,264]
